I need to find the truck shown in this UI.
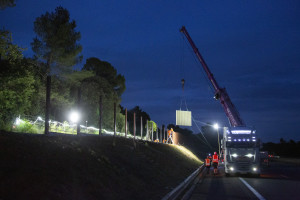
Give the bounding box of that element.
[180,26,261,176]
[222,127,261,175]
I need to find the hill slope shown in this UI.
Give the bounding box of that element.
[0,131,202,200]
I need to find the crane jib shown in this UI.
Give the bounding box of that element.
[180,26,245,127]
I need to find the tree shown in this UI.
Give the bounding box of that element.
[127,106,150,136]
[31,6,82,134]
[31,6,82,74]
[0,30,35,130]
[0,29,23,61]
[76,57,126,131]
[0,0,15,9]
[145,120,157,139]
[82,57,125,94]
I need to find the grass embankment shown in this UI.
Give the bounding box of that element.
[0,131,202,200]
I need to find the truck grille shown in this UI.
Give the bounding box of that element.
[237,162,250,171]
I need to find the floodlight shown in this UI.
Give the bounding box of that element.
[69,111,80,123]
[213,123,219,129]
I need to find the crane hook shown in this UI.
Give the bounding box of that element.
[181,78,185,91]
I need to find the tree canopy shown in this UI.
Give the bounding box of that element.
[82,57,125,95]
[0,30,36,129]
[0,0,15,9]
[126,106,151,136]
[31,6,82,74]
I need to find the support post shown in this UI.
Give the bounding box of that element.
[163,125,165,142]
[151,121,153,141]
[77,87,81,135]
[140,116,143,140]
[114,102,116,137]
[133,112,136,140]
[99,95,102,135]
[125,108,127,138]
[45,75,51,134]
[160,125,162,143]
[112,102,117,147]
[146,120,149,140]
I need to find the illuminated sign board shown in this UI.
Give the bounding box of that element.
[231,130,252,134]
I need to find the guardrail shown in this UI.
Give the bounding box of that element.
[162,164,205,200]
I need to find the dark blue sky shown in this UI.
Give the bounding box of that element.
[1,0,300,142]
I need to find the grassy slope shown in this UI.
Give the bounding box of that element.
[0,131,202,200]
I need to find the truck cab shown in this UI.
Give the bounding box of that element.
[223,127,260,176]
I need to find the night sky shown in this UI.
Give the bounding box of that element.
[1,0,300,142]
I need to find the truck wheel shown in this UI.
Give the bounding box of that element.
[253,174,260,178]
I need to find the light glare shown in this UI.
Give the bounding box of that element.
[213,123,219,129]
[69,111,80,123]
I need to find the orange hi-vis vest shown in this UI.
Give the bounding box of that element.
[212,154,219,163]
[205,158,211,166]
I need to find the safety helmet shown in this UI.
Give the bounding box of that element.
[214,152,217,155]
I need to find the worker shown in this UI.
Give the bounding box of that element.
[166,128,174,144]
[205,156,211,174]
[212,152,219,175]
[208,153,212,161]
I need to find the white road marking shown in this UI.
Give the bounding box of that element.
[239,177,266,200]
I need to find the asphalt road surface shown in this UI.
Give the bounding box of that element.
[189,160,300,200]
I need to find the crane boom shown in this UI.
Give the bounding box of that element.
[180,26,245,127]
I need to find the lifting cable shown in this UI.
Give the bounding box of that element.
[178,35,214,150]
[179,34,186,111]
[182,36,215,96]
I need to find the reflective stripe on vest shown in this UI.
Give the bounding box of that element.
[212,155,218,163]
[205,159,210,166]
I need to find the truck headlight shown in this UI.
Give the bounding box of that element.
[253,167,257,171]
[232,153,238,158]
[230,167,234,171]
[246,153,254,158]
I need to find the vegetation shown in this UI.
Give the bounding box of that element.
[0,6,147,133]
[125,106,151,137]
[0,0,15,9]
[262,138,300,158]
[31,6,82,74]
[0,30,36,130]
[0,131,202,199]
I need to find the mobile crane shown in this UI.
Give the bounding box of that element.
[180,26,260,176]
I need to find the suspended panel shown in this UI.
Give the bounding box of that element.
[176,110,192,126]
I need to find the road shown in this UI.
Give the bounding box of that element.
[188,160,300,200]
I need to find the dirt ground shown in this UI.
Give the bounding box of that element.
[0,131,202,200]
